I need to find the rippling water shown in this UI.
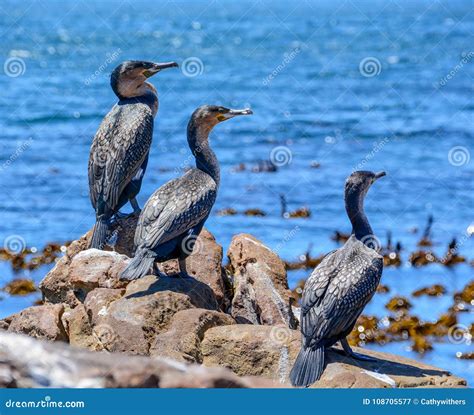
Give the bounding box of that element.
[0,0,473,384]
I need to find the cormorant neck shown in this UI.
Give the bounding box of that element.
[345,189,373,241]
[187,122,220,186]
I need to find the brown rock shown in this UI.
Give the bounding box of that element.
[202,324,299,383]
[62,304,99,350]
[201,325,466,388]
[157,229,228,310]
[227,234,292,325]
[0,332,275,388]
[87,275,217,355]
[7,304,67,342]
[41,249,128,306]
[150,308,235,362]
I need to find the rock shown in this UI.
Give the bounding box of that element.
[78,275,218,355]
[6,304,67,342]
[227,234,292,326]
[157,229,228,310]
[41,249,128,306]
[150,308,235,363]
[0,332,276,388]
[201,325,467,388]
[62,304,99,350]
[202,324,299,383]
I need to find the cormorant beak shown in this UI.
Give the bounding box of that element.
[144,61,179,78]
[374,171,386,181]
[220,108,253,120]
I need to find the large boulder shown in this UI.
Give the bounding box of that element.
[201,325,466,388]
[40,249,128,307]
[150,308,235,363]
[227,234,293,326]
[157,229,228,310]
[4,304,67,342]
[0,332,277,388]
[64,275,219,355]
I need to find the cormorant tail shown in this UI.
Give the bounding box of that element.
[120,249,155,281]
[90,216,109,249]
[289,346,325,387]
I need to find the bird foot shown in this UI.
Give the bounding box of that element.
[338,338,377,362]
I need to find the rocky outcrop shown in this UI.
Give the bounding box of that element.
[2,227,465,388]
[227,234,293,326]
[150,309,235,363]
[5,304,68,342]
[0,332,277,388]
[201,325,466,388]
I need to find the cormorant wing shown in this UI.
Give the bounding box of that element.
[89,103,154,211]
[301,237,383,347]
[135,169,217,249]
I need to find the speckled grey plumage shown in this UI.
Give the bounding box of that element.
[88,95,155,216]
[135,169,217,250]
[301,235,383,348]
[290,170,385,387]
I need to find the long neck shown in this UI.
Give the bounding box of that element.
[187,123,220,186]
[345,190,373,241]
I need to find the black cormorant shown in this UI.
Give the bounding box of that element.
[88,60,178,249]
[290,170,386,387]
[120,105,253,280]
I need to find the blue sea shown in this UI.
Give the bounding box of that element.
[0,0,473,384]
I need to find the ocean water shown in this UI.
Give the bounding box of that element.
[0,0,473,384]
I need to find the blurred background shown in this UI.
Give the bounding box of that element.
[0,0,472,383]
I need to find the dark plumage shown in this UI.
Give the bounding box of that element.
[120,105,253,281]
[290,170,386,387]
[88,60,178,249]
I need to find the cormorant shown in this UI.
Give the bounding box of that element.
[120,105,253,280]
[88,60,178,249]
[290,170,386,387]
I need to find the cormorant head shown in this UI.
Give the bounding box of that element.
[345,170,386,200]
[110,60,178,99]
[189,105,253,131]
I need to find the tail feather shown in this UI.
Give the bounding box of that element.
[90,217,109,249]
[289,346,325,387]
[120,250,155,281]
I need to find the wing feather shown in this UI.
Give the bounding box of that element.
[135,170,217,249]
[88,103,153,212]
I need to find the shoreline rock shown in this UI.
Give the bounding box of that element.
[1,227,467,388]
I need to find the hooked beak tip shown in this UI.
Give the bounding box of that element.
[374,171,386,180]
[230,108,253,116]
